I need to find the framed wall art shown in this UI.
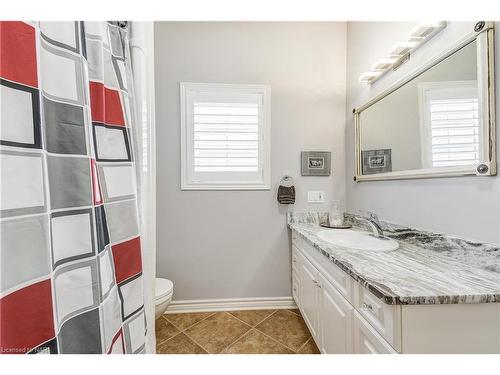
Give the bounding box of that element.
[301,151,331,176]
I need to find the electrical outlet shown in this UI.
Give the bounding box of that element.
[307,190,324,203]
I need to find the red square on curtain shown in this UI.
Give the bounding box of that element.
[0,22,38,87]
[111,236,142,283]
[89,81,126,126]
[0,279,55,354]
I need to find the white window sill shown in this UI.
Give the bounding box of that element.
[181,183,271,191]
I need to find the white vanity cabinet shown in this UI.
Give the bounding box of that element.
[293,242,358,354]
[293,243,399,354]
[292,231,396,354]
[295,248,354,353]
[291,229,500,354]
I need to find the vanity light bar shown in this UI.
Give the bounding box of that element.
[358,21,447,84]
[358,71,383,83]
[409,21,447,39]
[371,57,400,71]
[387,41,420,57]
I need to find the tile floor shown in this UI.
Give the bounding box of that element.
[155,309,320,354]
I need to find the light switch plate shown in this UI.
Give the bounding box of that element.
[307,190,324,203]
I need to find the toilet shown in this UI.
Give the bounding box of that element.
[155,278,174,319]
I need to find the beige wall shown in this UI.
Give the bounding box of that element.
[155,22,347,301]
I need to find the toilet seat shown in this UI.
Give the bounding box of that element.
[155,278,173,301]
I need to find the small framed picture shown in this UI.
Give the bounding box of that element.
[301,151,331,176]
[361,149,392,175]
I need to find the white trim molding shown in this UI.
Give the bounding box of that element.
[165,297,296,314]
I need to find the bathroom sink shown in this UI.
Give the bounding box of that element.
[317,229,399,252]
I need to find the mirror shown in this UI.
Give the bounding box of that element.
[354,25,496,181]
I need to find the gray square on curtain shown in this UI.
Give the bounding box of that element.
[0,214,51,293]
[43,96,87,155]
[86,38,104,82]
[47,155,92,210]
[104,199,139,243]
[58,308,102,354]
[108,25,124,59]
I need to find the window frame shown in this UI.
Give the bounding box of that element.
[180,82,271,190]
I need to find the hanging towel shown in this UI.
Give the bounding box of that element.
[277,185,295,204]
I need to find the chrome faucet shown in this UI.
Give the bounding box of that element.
[358,211,387,239]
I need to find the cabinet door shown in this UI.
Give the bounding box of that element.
[318,273,354,354]
[353,311,397,354]
[297,252,319,339]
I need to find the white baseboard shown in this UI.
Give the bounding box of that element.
[165,296,297,314]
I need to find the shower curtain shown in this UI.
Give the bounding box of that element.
[0,21,146,354]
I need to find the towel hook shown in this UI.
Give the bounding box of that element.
[279,174,294,187]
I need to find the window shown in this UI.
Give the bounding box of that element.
[180,83,271,190]
[419,81,481,168]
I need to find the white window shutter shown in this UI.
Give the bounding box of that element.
[430,97,480,167]
[180,83,271,190]
[193,102,260,172]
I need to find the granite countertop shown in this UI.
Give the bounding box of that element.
[288,212,500,305]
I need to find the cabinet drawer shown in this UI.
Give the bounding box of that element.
[354,284,401,352]
[353,311,397,354]
[319,260,352,303]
